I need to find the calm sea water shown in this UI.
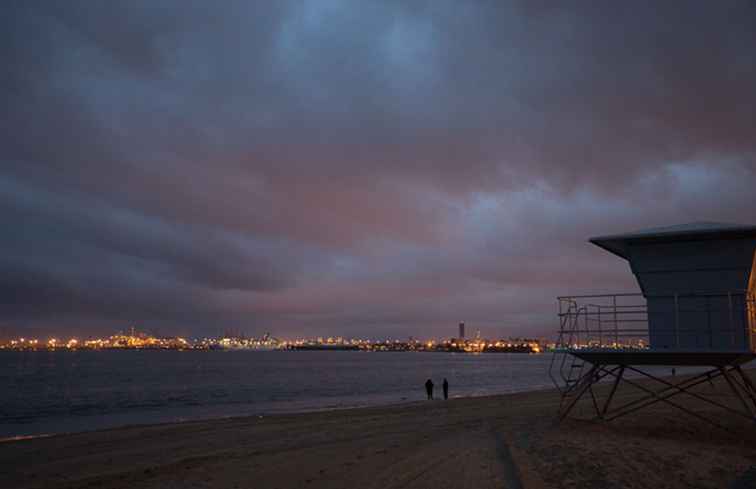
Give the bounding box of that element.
[0,350,555,438]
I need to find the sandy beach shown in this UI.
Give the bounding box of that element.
[2,372,756,489]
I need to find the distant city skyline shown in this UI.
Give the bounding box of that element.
[0,322,542,344]
[3,2,756,339]
[1,327,548,353]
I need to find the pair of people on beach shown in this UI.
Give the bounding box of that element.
[425,378,448,400]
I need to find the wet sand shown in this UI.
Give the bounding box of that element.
[2,372,756,489]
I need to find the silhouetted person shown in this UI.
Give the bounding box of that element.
[425,379,434,400]
[442,378,449,400]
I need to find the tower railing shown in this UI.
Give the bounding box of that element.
[549,291,755,393]
[554,291,755,350]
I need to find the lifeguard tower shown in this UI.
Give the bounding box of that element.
[549,222,756,429]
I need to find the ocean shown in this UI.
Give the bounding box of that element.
[0,350,555,438]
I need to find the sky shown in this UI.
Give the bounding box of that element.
[2,1,756,340]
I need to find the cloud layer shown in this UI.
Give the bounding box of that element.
[3,1,756,339]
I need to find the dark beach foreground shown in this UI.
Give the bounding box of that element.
[2,371,756,489]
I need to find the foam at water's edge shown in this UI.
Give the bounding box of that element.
[0,433,53,443]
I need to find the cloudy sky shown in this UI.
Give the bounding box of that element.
[2,1,755,340]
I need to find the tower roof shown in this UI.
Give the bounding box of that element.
[589,222,756,259]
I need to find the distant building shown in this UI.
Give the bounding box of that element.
[459,322,465,340]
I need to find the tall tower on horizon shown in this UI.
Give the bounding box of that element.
[458,322,465,340]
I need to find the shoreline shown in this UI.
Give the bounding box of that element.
[0,385,555,442]
[3,360,748,441]
[4,359,743,441]
[3,374,756,489]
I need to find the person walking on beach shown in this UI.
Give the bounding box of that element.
[425,379,434,400]
[442,378,449,400]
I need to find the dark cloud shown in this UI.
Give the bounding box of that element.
[2,1,756,339]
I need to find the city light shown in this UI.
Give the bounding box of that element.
[0,329,548,353]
